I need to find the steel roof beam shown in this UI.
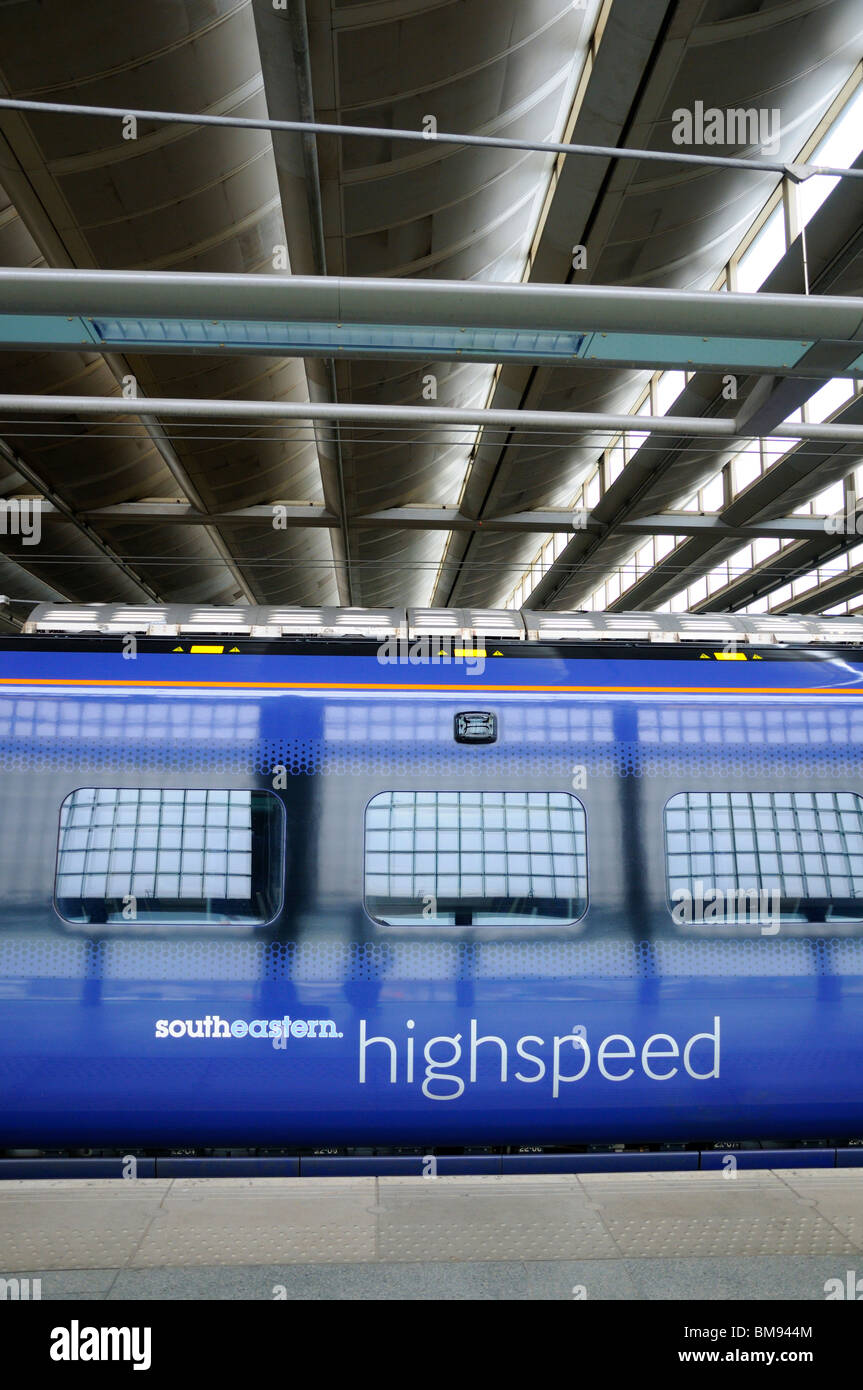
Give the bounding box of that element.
[444,141,863,612]
[2,94,862,184]
[694,527,860,614]
[2,268,863,343]
[5,392,863,443]
[34,500,850,541]
[251,0,353,605]
[621,392,863,612]
[0,141,260,606]
[772,565,863,615]
[0,438,161,603]
[4,269,862,373]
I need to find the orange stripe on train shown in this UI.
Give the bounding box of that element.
[0,676,860,696]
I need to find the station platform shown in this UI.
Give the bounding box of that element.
[2,1168,862,1300]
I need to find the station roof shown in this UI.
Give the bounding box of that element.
[0,0,862,623]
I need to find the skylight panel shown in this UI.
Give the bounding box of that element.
[800,84,863,227]
[811,480,845,515]
[655,370,686,415]
[732,442,762,496]
[735,205,786,293]
[701,473,725,511]
[806,378,855,423]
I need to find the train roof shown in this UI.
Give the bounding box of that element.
[7,601,863,648]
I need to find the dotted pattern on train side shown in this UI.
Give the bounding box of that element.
[2,936,862,980]
[2,693,863,774]
[4,737,863,779]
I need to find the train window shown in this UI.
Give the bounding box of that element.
[54,788,283,925]
[364,790,587,926]
[664,791,863,924]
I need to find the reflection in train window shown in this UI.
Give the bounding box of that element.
[364,790,587,925]
[55,788,284,924]
[664,791,863,923]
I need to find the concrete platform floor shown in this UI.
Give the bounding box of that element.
[2,1169,862,1300]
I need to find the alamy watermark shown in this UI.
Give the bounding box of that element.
[825,487,863,535]
[0,1276,41,1300]
[671,882,780,935]
[672,101,781,156]
[825,1271,863,1299]
[50,1323,151,1371]
[376,635,487,676]
[0,498,41,545]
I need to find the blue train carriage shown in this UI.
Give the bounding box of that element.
[1,602,863,1171]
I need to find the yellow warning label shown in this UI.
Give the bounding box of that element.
[172,646,183,653]
[190,645,224,654]
[438,648,488,657]
[714,651,746,661]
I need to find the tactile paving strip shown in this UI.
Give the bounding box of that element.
[0,1172,861,1272]
[0,1181,171,1271]
[772,1170,863,1251]
[376,1182,616,1261]
[579,1172,861,1258]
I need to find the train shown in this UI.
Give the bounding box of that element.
[2,601,863,1176]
